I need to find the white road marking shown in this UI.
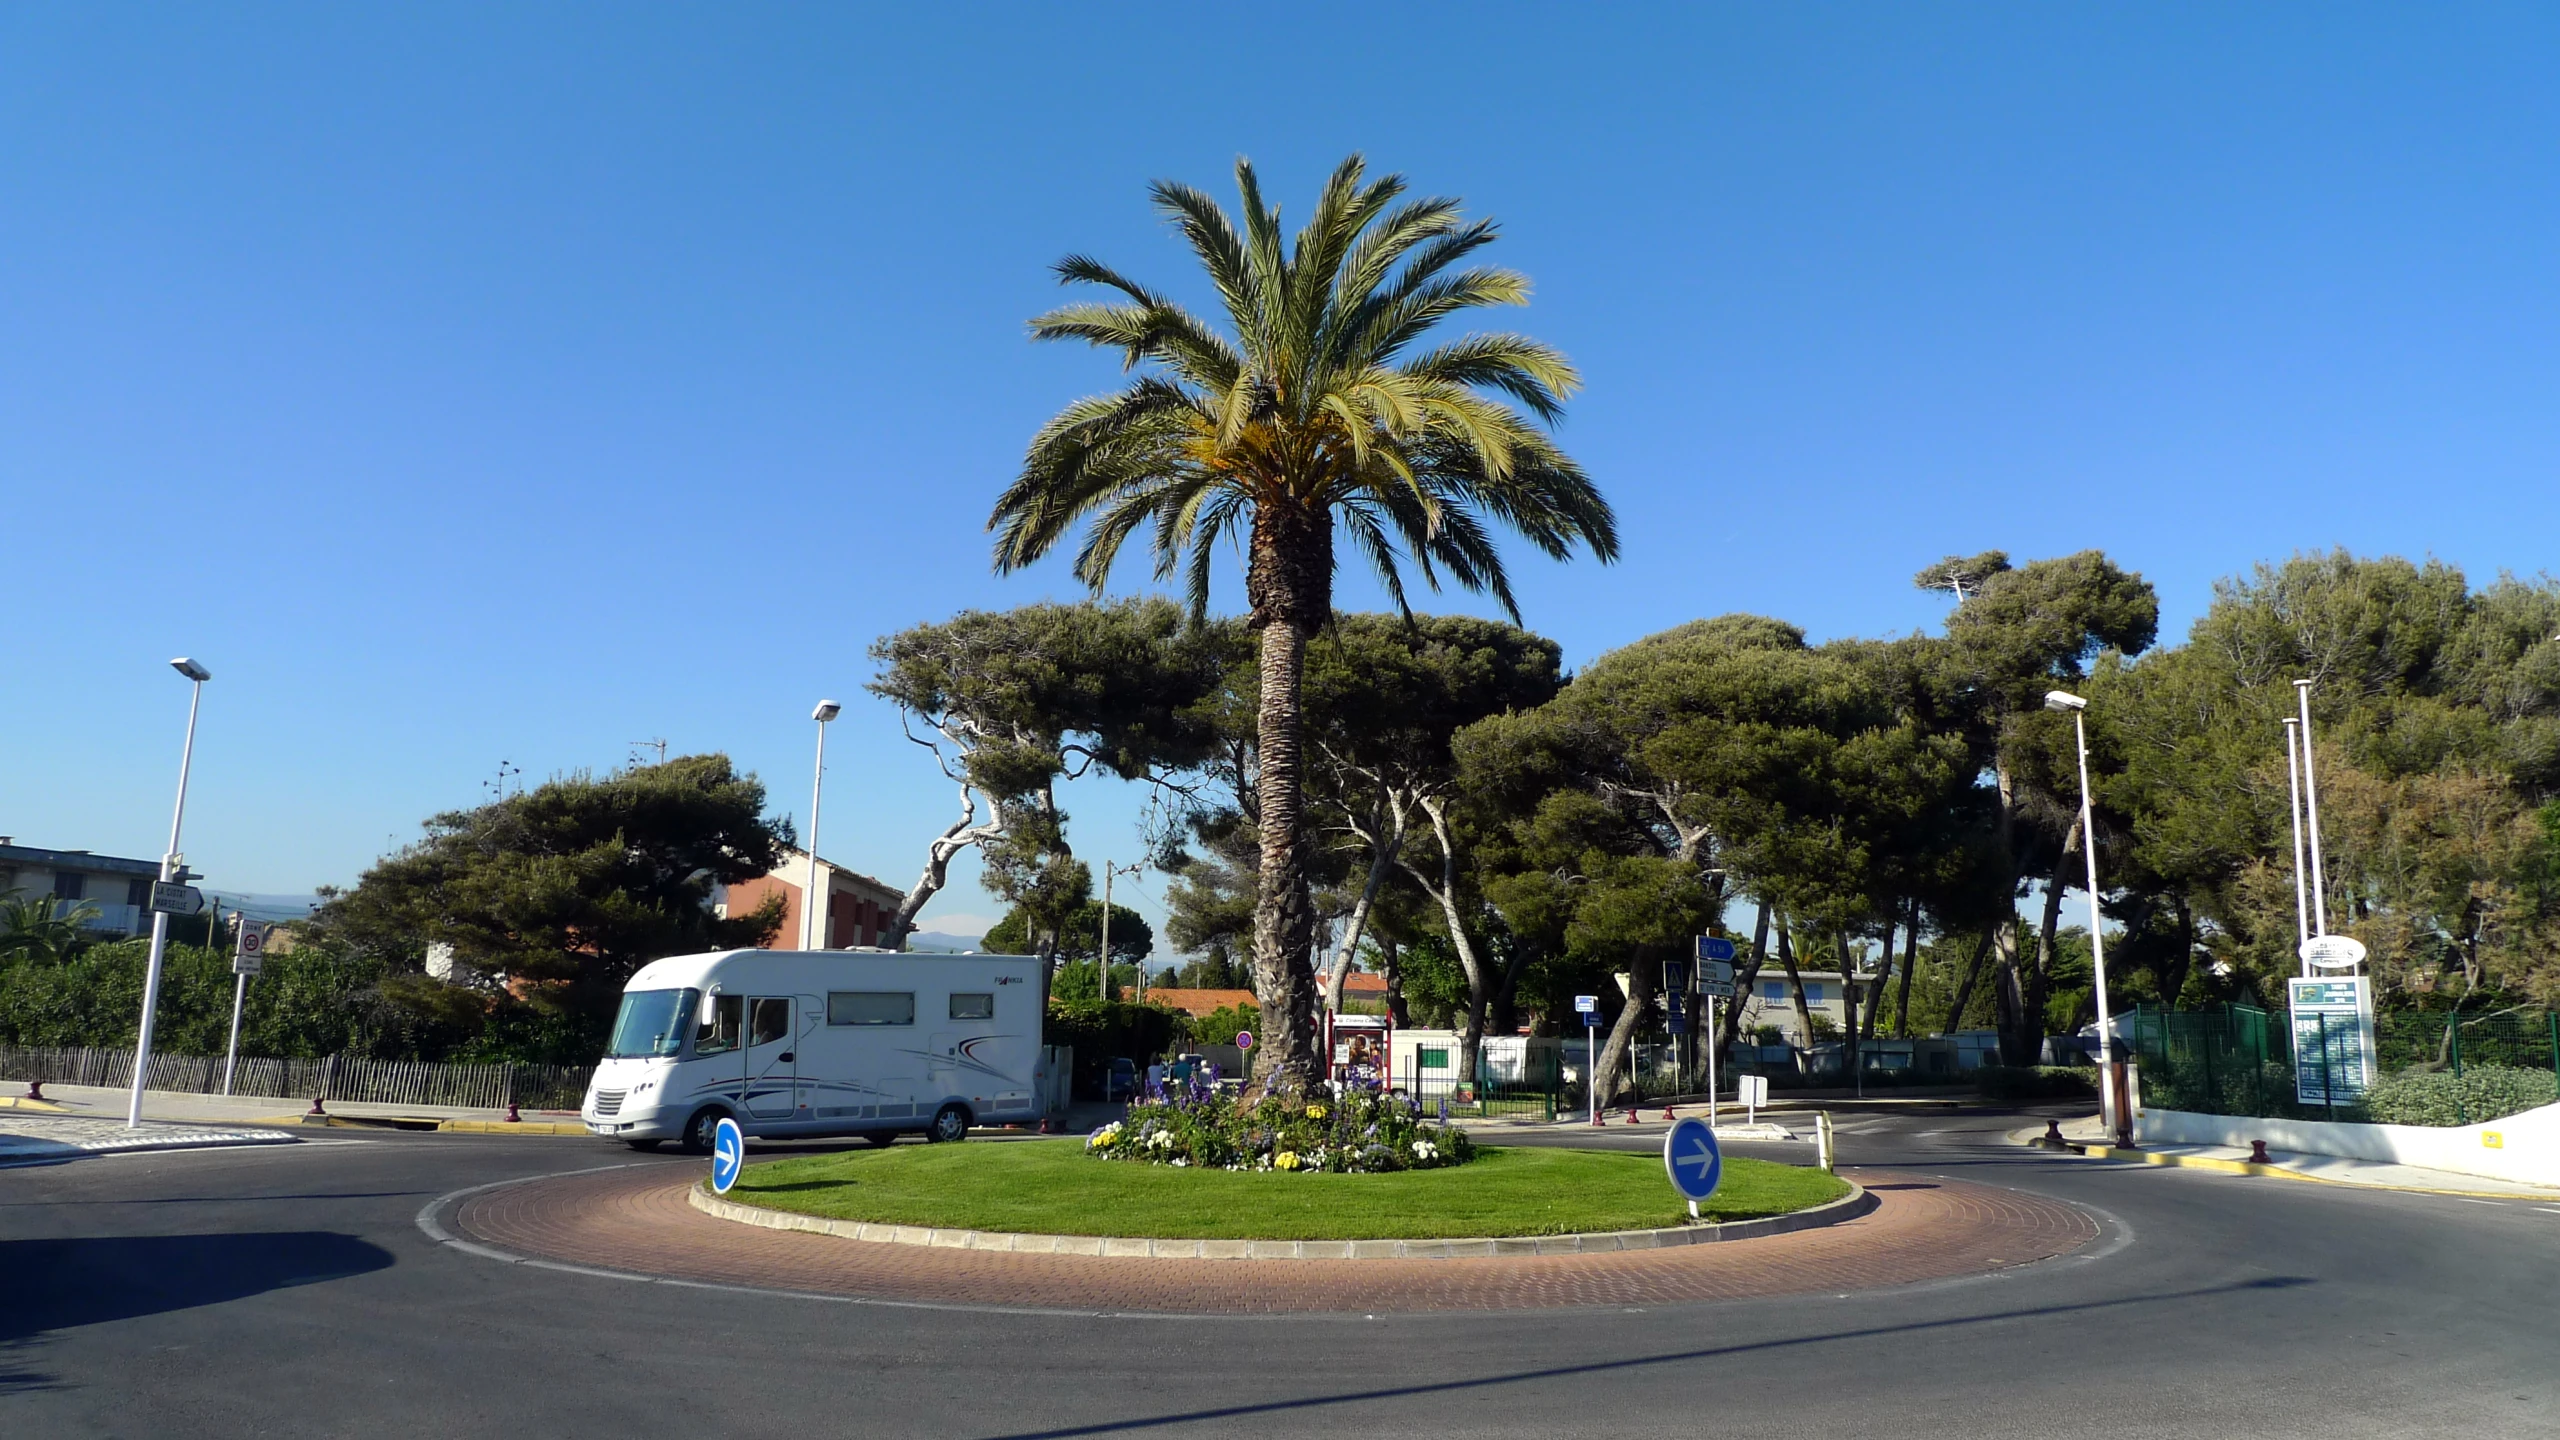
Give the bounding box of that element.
[2537,1206,2560,1216]
[2451,1198,2505,1207]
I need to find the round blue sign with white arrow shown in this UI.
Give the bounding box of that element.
[710,1115,745,1195]
[1662,1115,1722,1203]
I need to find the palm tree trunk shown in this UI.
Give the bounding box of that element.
[1250,612,1321,1091]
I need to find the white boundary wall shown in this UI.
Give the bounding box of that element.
[2136,1098,2560,1188]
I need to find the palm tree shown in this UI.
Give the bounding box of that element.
[0,890,103,964]
[990,155,1617,1088]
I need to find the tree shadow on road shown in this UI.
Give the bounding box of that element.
[0,1232,395,1344]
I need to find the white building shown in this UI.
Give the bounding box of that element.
[0,840,195,938]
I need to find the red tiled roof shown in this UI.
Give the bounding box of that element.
[1141,987,1257,1017]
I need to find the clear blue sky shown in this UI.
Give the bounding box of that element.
[6,5,2556,943]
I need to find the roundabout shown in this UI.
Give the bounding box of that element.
[432,1153,2102,1313]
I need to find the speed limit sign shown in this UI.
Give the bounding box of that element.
[234,921,268,976]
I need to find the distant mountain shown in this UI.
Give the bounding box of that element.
[902,930,985,954]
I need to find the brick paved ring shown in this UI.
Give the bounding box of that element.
[686,1180,1883,1258]
[441,1163,2101,1313]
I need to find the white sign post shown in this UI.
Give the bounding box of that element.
[1575,995,1599,1125]
[1694,937,1738,1126]
[222,918,264,1096]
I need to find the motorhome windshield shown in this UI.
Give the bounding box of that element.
[605,988,699,1058]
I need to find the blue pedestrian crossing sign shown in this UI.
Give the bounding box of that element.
[710,1116,745,1195]
[1662,1116,1723,1203]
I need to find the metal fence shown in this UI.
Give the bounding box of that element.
[2131,1002,2560,1124]
[0,1043,593,1112]
[1393,1049,1563,1121]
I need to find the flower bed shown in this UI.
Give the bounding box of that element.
[1088,1087,1475,1173]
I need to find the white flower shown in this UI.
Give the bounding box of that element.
[1412,1140,1438,1161]
[1171,1157,1189,1167]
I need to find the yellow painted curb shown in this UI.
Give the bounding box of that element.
[2070,1140,2557,1202]
[0,1096,69,1112]
[439,1119,591,1135]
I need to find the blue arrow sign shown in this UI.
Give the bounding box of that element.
[1696,936,1737,962]
[710,1115,745,1195]
[1662,1115,1723,1202]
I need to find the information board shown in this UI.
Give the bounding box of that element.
[2287,976,2375,1107]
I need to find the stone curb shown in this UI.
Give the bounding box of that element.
[686,1179,1876,1260]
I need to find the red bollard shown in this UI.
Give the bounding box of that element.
[1625,1106,1641,1126]
[1661,1105,1677,1122]
[25,1080,44,1102]
[504,1099,522,1123]
[306,1093,328,1117]
[2248,1139,2272,1165]
[2041,1119,2068,1148]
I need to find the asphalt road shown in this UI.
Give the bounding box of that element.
[5,1110,2556,1439]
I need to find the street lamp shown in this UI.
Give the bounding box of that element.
[2044,688,2125,1144]
[802,700,841,950]
[129,657,211,1128]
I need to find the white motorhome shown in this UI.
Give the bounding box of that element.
[581,948,1048,1151]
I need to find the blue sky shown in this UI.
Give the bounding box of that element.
[6,5,2557,944]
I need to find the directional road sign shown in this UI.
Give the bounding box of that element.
[1696,936,1737,962]
[710,1116,745,1195]
[1574,994,1598,1016]
[1697,959,1733,986]
[1698,979,1736,1000]
[149,881,205,916]
[1662,1115,1723,1202]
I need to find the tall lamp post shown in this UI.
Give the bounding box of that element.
[2045,689,2126,1146]
[802,700,841,950]
[129,658,211,1128]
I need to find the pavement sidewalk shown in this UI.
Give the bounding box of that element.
[4,1080,591,1135]
[2029,1113,2560,1200]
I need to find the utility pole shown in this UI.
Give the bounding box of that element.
[1097,860,1143,1002]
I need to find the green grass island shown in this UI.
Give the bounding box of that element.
[726,1141,1850,1242]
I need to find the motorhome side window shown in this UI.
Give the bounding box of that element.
[827,991,915,1026]
[949,993,994,1020]
[694,994,743,1056]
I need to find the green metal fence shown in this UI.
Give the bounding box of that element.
[2132,1001,2560,1125]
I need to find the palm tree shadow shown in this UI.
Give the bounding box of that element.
[0,1232,395,1344]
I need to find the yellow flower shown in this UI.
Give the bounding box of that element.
[1274,1151,1301,1171]
[1305,1105,1328,1120]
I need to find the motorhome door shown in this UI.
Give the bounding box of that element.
[743,996,798,1119]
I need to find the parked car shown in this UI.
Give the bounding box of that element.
[1104,1056,1138,1101]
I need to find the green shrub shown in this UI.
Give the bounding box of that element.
[1973,1064,2098,1101]
[2363,1065,2558,1128]
[1088,1087,1474,1173]
[1044,996,1184,1096]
